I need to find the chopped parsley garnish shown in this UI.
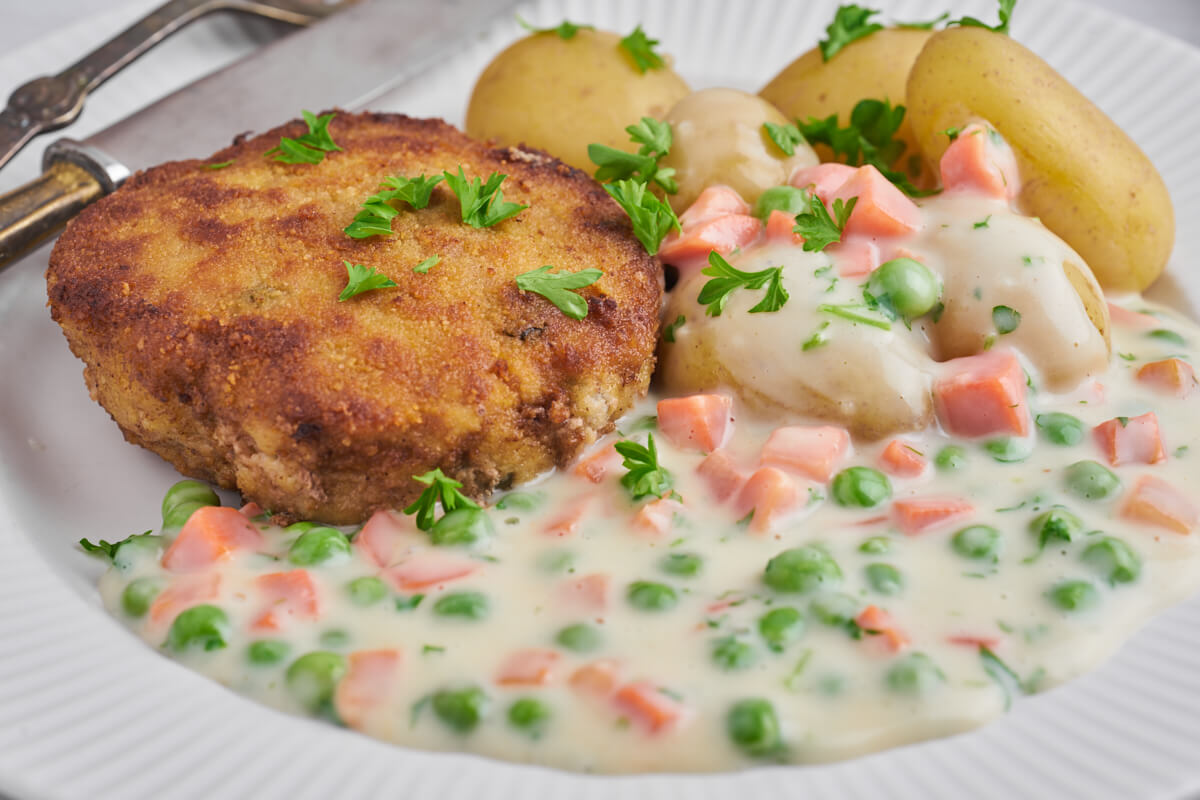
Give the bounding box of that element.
[697,252,789,316]
[949,0,1018,35]
[663,314,686,343]
[802,322,831,351]
[1147,328,1187,346]
[603,179,681,255]
[266,110,341,164]
[798,99,929,196]
[819,4,884,61]
[1118,352,1137,361]
[897,11,950,30]
[614,433,674,501]
[793,191,856,252]
[203,160,234,170]
[941,126,962,142]
[992,305,1021,334]
[619,25,665,73]
[763,121,806,156]
[589,117,677,193]
[403,468,481,531]
[338,262,397,302]
[344,174,443,238]
[443,167,527,229]
[516,17,593,39]
[412,255,440,274]
[974,215,991,229]
[514,265,603,320]
[817,303,892,330]
[79,531,154,561]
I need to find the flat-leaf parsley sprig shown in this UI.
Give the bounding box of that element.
[614,433,674,501]
[267,110,341,164]
[589,117,677,194]
[603,179,681,255]
[403,468,481,531]
[443,167,528,229]
[619,25,665,73]
[344,174,443,238]
[516,17,594,39]
[339,262,397,302]
[792,191,856,252]
[515,265,604,320]
[819,4,884,60]
[797,99,933,196]
[697,251,789,317]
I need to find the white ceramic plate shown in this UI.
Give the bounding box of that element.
[2,1,1200,798]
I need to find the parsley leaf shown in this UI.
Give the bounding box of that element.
[603,179,681,255]
[515,265,603,320]
[817,303,892,330]
[763,121,806,156]
[204,160,234,170]
[663,314,686,343]
[950,0,1018,35]
[403,468,481,531]
[443,167,527,229]
[793,191,856,252]
[516,16,593,39]
[338,262,397,302]
[897,11,949,30]
[614,433,674,501]
[697,251,789,316]
[413,255,440,274]
[819,5,884,61]
[79,532,155,562]
[797,99,929,196]
[266,110,341,164]
[619,25,665,73]
[344,174,443,238]
[589,117,677,193]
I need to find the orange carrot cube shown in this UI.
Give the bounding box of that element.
[1093,412,1166,466]
[934,349,1030,437]
[760,424,850,482]
[657,394,733,453]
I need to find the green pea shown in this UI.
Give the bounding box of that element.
[866,257,942,319]
[858,536,891,554]
[113,535,162,573]
[319,630,350,649]
[952,525,1002,560]
[809,593,859,628]
[1047,579,1099,612]
[346,576,387,606]
[160,480,220,529]
[494,491,544,511]
[121,577,164,618]
[1036,412,1085,446]
[1063,460,1121,501]
[507,697,551,737]
[865,563,904,595]
[285,651,346,713]
[288,526,352,566]
[1081,537,1141,585]
[659,552,703,578]
[166,605,230,652]
[433,592,489,620]
[753,185,808,221]
[1030,507,1082,549]
[984,437,1031,463]
[432,685,489,734]
[885,652,945,694]
[758,607,805,653]
[247,639,290,665]
[1147,328,1186,346]
[711,636,757,671]
[555,622,602,653]
[627,581,678,611]
[726,698,783,758]
[429,507,494,547]
[831,467,892,508]
[763,546,842,594]
[934,445,966,471]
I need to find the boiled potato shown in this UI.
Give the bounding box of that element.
[659,88,818,213]
[759,28,934,188]
[906,27,1174,291]
[465,29,689,172]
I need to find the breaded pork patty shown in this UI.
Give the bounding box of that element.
[47,112,661,524]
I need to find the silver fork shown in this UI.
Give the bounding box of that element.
[0,0,355,172]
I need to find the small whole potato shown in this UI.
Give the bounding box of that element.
[659,88,818,213]
[465,29,690,172]
[906,27,1175,291]
[759,28,934,188]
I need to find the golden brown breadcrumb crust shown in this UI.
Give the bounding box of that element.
[47,112,662,524]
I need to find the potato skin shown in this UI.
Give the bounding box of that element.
[906,27,1174,291]
[759,28,934,188]
[659,88,818,213]
[465,29,690,172]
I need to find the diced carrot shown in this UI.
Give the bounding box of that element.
[543,497,593,538]
[149,573,220,625]
[559,572,611,612]
[657,394,733,453]
[939,123,1018,200]
[946,634,1002,650]
[658,214,763,268]
[706,594,746,614]
[161,505,264,572]
[1107,302,1159,329]
[765,209,803,245]
[1093,412,1166,466]
[613,681,687,734]
[632,496,684,540]
[355,509,414,569]
[1137,358,1197,398]
[677,185,751,229]
[788,162,856,204]
[879,439,927,478]
[573,443,621,483]
[696,449,747,503]
[734,467,801,534]
[892,496,974,535]
[760,424,851,482]
[384,554,477,591]
[934,349,1030,437]
[831,165,923,238]
[251,570,320,631]
[1121,474,1197,534]
[855,605,909,652]
[570,659,622,697]
[496,648,563,687]
[334,649,401,731]
[831,235,880,278]
[239,502,264,518]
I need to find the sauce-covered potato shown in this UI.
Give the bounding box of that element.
[659,88,818,213]
[758,28,934,188]
[906,27,1175,291]
[465,29,690,171]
